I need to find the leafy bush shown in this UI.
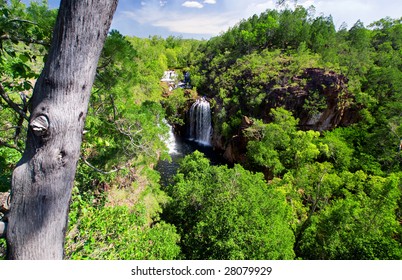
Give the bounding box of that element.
[65,187,180,260]
[0,239,5,260]
[0,147,21,192]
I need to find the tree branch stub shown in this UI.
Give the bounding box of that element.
[29,115,49,136]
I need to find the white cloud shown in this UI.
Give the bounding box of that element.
[121,6,239,36]
[121,0,276,37]
[182,1,204,8]
[297,0,402,28]
[116,0,402,39]
[229,0,276,22]
[153,12,239,34]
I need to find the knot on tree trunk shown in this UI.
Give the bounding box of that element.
[30,115,49,136]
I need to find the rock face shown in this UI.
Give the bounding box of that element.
[262,68,359,130]
[223,116,254,163]
[214,68,360,163]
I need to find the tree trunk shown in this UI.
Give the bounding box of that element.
[6,0,118,259]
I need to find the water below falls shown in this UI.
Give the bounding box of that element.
[157,131,223,187]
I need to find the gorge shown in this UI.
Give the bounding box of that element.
[161,64,360,172]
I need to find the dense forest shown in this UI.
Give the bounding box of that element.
[0,0,401,259]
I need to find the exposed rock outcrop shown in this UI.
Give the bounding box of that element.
[215,68,360,164]
[223,116,253,163]
[262,68,359,130]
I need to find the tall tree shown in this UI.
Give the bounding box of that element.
[6,0,118,259]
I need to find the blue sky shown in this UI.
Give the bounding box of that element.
[23,0,402,39]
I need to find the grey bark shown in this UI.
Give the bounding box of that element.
[6,0,118,259]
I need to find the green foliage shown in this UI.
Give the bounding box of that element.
[83,101,169,169]
[298,173,402,259]
[0,0,55,85]
[244,108,401,260]
[0,0,56,191]
[65,187,180,260]
[163,88,188,126]
[163,151,295,260]
[247,108,320,176]
[317,128,354,171]
[0,146,20,191]
[303,90,327,116]
[0,238,5,260]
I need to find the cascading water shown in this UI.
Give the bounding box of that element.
[157,98,224,186]
[162,119,179,155]
[188,97,212,146]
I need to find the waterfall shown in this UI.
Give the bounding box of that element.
[188,97,212,146]
[162,119,179,155]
